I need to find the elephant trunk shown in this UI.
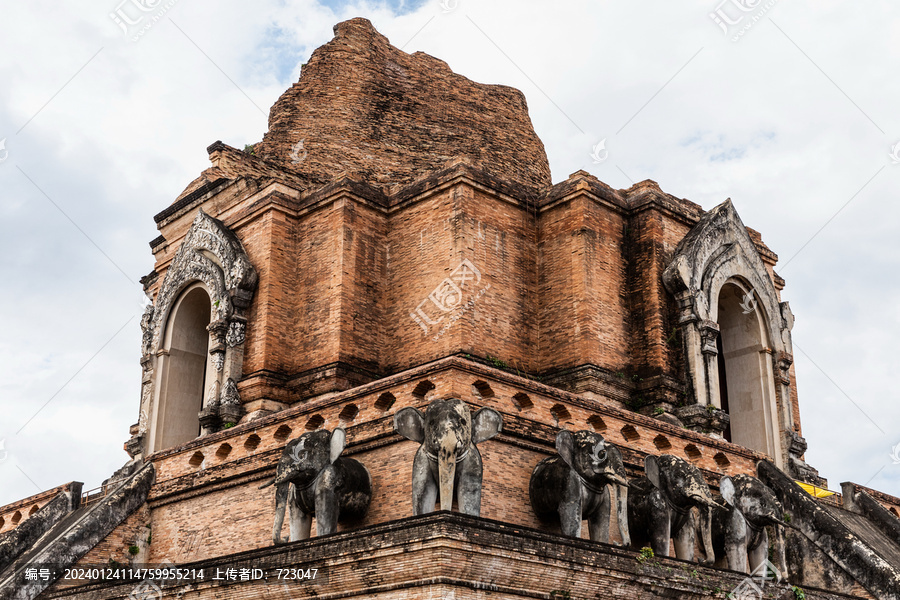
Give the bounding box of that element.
[771,522,788,576]
[693,496,717,564]
[699,505,715,564]
[616,484,631,547]
[691,493,718,510]
[757,509,799,531]
[438,433,458,511]
[602,467,628,488]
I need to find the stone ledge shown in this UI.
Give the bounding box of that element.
[145,356,769,468]
[0,483,80,524]
[41,512,861,600]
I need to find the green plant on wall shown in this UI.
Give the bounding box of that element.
[626,397,651,411]
[665,326,680,345]
[128,545,140,556]
[486,354,509,370]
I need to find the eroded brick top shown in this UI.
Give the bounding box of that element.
[252,18,552,192]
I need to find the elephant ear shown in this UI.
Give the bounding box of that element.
[394,407,425,443]
[720,476,736,506]
[329,428,346,464]
[607,444,625,473]
[555,430,575,468]
[603,444,629,487]
[472,407,503,444]
[644,455,661,489]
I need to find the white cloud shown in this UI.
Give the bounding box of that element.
[1,0,898,506]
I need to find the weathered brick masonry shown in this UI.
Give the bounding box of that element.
[132,362,768,563]
[43,514,869,600]
[7,15,897,600]
[126,15,816,596]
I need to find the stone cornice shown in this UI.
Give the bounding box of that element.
[145,355,768,466]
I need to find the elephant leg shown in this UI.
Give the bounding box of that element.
[555,471,584,538]
[652,518,671,557]
[288,484,312,541]
[723,508,748,573]
[587,487,610,543]
[411,452,438,515]
[673,510,696,561]
[726,542,748,573]
[456,451,484,517]
[314,467,343,536]
[648,491,671,557]
[748,528,769,574]
[615,484,630,547]
[272,483,290,544]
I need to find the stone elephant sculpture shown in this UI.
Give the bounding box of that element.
[529,430,631,545]
[712,474,788,574]
[394,397,502,516]
[628,454,716,563]
[260,427,371,544]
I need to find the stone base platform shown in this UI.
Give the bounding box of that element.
[43,512,863,600]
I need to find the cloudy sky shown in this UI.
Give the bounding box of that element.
[1,0,898,506]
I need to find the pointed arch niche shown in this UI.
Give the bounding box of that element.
[663,200,794,467]
[136,210,258,454]
[152,283,212,449]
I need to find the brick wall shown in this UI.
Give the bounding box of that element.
[143,159,796,445]
[43,513,863,600]
[121,362,768,565]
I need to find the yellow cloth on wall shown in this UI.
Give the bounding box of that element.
[796,481,835,498]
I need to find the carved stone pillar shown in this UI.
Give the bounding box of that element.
[126,304,156,458]
[699,320,721,409]
[219,378,243,426]
[208,319,228,376]
[674,291,707,409]
[198,318,228,436]
[224,318,247,382]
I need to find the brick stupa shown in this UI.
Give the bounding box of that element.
[257,18,550,191]
[2,17,899,600]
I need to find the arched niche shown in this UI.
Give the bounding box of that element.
[663,200,792,468]
[148,283,213,451]
[134,209,257,456]
[714,279,780,458]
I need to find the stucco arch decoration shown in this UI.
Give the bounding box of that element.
[663,200,795,467]
[129,210,258,456]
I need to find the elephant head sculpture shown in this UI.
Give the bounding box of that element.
[394,397,503,516]
[529,430,630,545]
[713,474,787,574]
[260,427,371,544]
[628,454,716,563]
